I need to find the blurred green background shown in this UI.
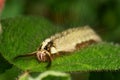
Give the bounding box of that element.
[1,0,120,80]
[1,0,120,43]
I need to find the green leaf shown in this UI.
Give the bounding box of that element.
[0,16,120,72]
[0,16,64,71]
[18,71,71,80]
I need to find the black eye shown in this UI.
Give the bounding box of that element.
[44,41,53,51]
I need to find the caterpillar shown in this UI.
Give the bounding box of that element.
[15,26,102,67]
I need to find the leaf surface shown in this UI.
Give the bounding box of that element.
[0,17,120,72]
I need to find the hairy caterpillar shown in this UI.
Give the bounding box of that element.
[15,26,102,67]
